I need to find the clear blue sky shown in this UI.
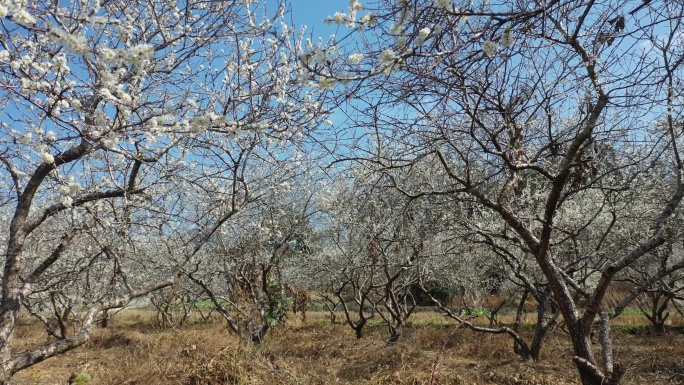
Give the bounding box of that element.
[287,0,345,38]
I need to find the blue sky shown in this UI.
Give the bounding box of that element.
[285,1,365,134]
[287,0,344,36]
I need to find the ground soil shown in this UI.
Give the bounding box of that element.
[11,311,684,385]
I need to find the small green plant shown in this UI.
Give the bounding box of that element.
[67,371,92,385]
[368,318,386,326]
[264,280,288,326]
[460,308,492,318]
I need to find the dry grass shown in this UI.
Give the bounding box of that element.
[11,310,684,385]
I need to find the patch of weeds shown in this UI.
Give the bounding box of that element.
[461,308,492,318]
[187,350,244,385]
[27,372,44,385]
[70,372,90,385]
[618,309,648,317]
[622,324,651,335]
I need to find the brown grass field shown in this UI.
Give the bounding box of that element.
[10,310,684,385]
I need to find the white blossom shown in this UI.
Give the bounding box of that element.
[49,26,88,54]
[119,92,132,104]
[52,55,70,73]
[13,9,36,24]
[61,196,73,207]
[359,13,377,26]
[102,133,119,149]
[317,77,336,90]
[333,12,347,24]
[126,44,154,62]
[481,40,499,57]
[379,49,396,67]
[100,88,114,100]
[41,152,54,164]
[100,48,119,62]
[68,182,81,194]
[20,132,32,144]
[390,23,405,35]
[348,53,364,64]
[415,27,431,46]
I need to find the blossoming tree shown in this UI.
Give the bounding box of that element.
[186,168,322,344]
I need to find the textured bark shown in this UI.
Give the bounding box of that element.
[354,319,367,339]
[529,304,550,361]
[0,242,27,385]
[513,291,530,358]
[250,324,269,344]
[386,322,403,345]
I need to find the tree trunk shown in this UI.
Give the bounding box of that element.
[571,333,605,385]
[0,242,26,385]
[529,291,555,361]
[354,319,367,339]
[647,293,670,334]
[250,333,264,344]
[386,323,403,345]
[249,323,269,344]
[529,328,546,361]
[100,310,109,328]
[569,323,625,385]
[513,290,529,358]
